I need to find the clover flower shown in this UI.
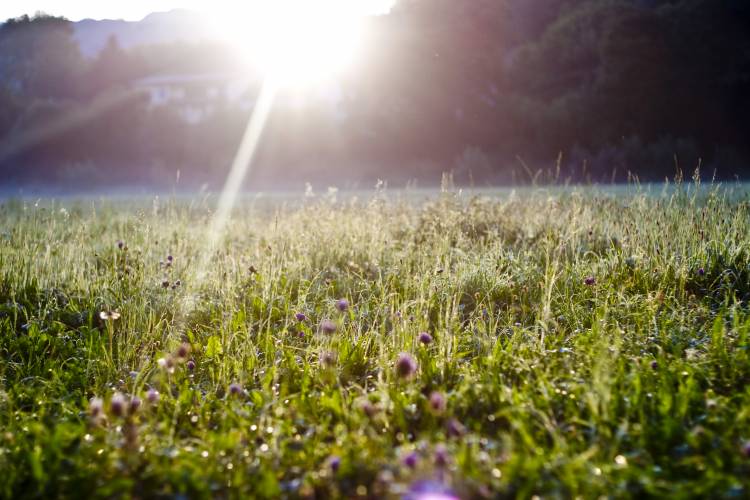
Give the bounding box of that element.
[89,397,104,418]
[395,352,417,379]
[335,298,349,312]
[110,392,127,418]
[418,332,433,345]
[320,319,337,335]
[429,391,447,414]
[146,388,160,404]
[402,450,419,469]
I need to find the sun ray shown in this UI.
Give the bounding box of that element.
[175,78,277,325]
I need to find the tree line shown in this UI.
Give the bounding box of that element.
[1,0,749,189]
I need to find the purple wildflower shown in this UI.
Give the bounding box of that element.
[650,360,659,370]
[146,388,160,404]
[186,359,196,371]
[320,319,337,335]
[429,391,447,414]
[167,255,173,263]
[229,383,243,397]
[403,450,419,469]
[295,312,306,322]
[110,393,127,418]
[698,267,705,276]
[129,396,142,415]
[418,332,433,345]
[434,444,450,467]
[176,343,191,359]
[335,298,349,312]
[329,455,341,473]
[584,276,596,286]
[395,352,418,379]
[405,480,459,500]
[89,397,104,418]
[446,418,466,437]
[117,240,124,250]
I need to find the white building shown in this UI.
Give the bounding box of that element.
[133,73,257,124]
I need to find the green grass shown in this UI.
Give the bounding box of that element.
[1,181,750,498]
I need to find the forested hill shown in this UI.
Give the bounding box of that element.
[1,0,749,188]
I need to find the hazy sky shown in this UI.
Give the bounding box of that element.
[0,0,395,22]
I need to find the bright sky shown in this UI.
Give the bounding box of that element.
[0,0,395,22]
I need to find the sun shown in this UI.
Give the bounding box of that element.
[214,1,373,87]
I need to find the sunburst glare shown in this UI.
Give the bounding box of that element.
[210,1,386,87]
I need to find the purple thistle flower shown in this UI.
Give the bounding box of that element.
[698,267,705,276]
[335,298,349,312]
[584,276,596,286]
[167,255,173,263]
[320,319,337,335]
[186,359,196,371]
[146,388,160,404]
[429,391,447,414]
[110,392,127,418]
[403,450,419,469]
[395,352,418,379]
[418,332,433,345]
[229,383,243,397]
[295,312,306,322]
[650,360,659,370]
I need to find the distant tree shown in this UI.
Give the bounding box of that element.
[85,35,139,96]
[0,14,85,100]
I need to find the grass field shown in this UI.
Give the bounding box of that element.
[1,181,750,498]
